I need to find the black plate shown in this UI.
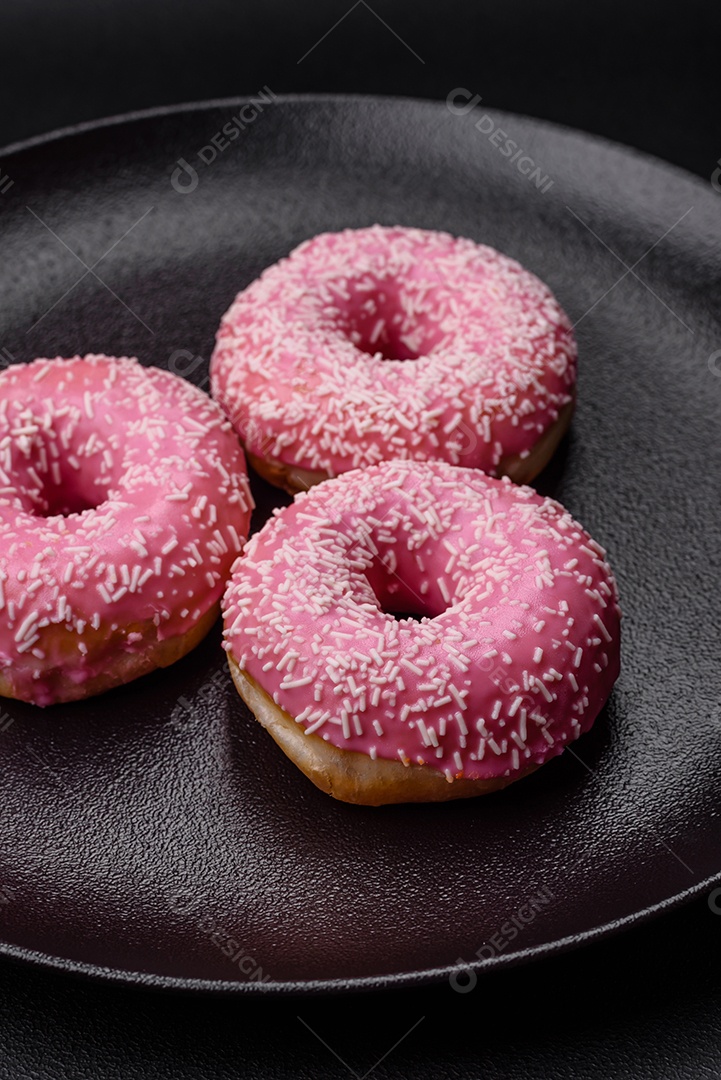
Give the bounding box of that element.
[0,96,719,995]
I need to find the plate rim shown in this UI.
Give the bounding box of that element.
[1,93,719,997]
[0,90,716,200]
[2,869,720,997]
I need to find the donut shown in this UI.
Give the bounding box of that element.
[0,354,253,706]
[210,225,576,494]
[222,459,620,805]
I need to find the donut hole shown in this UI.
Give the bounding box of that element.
[5,414,115,518]
[365,563,452,622]
[34,467,110,518]
[384,609,425,623]
[41,485,105,517]
[349,320,421,363]
[333,281,443,362]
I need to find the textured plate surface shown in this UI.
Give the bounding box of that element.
[0,96,719,994]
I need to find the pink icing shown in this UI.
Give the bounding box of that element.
[0,355,253,705]
[222,460,621,782]
[210,225,576,476]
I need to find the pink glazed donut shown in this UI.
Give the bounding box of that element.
[223,459,621,805]
[0,355,253,706]
[211,226,577,494]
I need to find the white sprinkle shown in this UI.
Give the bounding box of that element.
[535,678,554,703]
[15,613,38,643]
[227,525,243,551]
[437,577,451,605]
[508,696,523,717]
[400,658,423,676]
[448,684,467,711]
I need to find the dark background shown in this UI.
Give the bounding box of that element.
[1,2,720,1077]
[0,0,720,181]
